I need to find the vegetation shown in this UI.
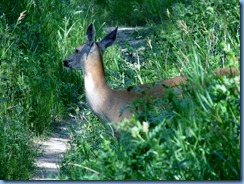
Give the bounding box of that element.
[0,0,240,180]
[0,0,89,179]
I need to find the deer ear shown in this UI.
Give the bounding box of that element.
[99,27,118,53]
[86,23,96,46]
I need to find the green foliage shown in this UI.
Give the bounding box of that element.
[93,0,178,26]
[0,102,37,180]
[59,0,240,180]
[0,0,95,179]
[141,0,239,79]
[59,70,240,180]
[0,9,37,179]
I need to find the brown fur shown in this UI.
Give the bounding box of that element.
[213,67,239,77]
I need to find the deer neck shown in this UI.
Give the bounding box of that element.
[84,52,111,116]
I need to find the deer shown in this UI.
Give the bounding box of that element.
[63,23,239,131]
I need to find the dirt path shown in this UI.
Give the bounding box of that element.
[107,26,149,63]
[32,118,77,180]
[32,26,148,180]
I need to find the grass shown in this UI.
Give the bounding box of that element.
[0,0,240,180]
[0,0,93,179]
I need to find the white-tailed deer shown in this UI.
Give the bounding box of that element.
[63,23,239,128]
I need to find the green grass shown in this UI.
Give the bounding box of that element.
[0,0,240,180]
[0,0,94,179]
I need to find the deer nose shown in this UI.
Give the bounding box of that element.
[63,60,69,67]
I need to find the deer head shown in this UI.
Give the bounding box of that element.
[63,23,118,75]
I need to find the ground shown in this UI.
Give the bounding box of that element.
[32,119,75,180]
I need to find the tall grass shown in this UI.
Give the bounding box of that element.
[59,0,240,180]
[0,0,96,179]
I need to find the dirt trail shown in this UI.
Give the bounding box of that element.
[32,26,148,180]
[107,26,148,63]
[32,119,77,180]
